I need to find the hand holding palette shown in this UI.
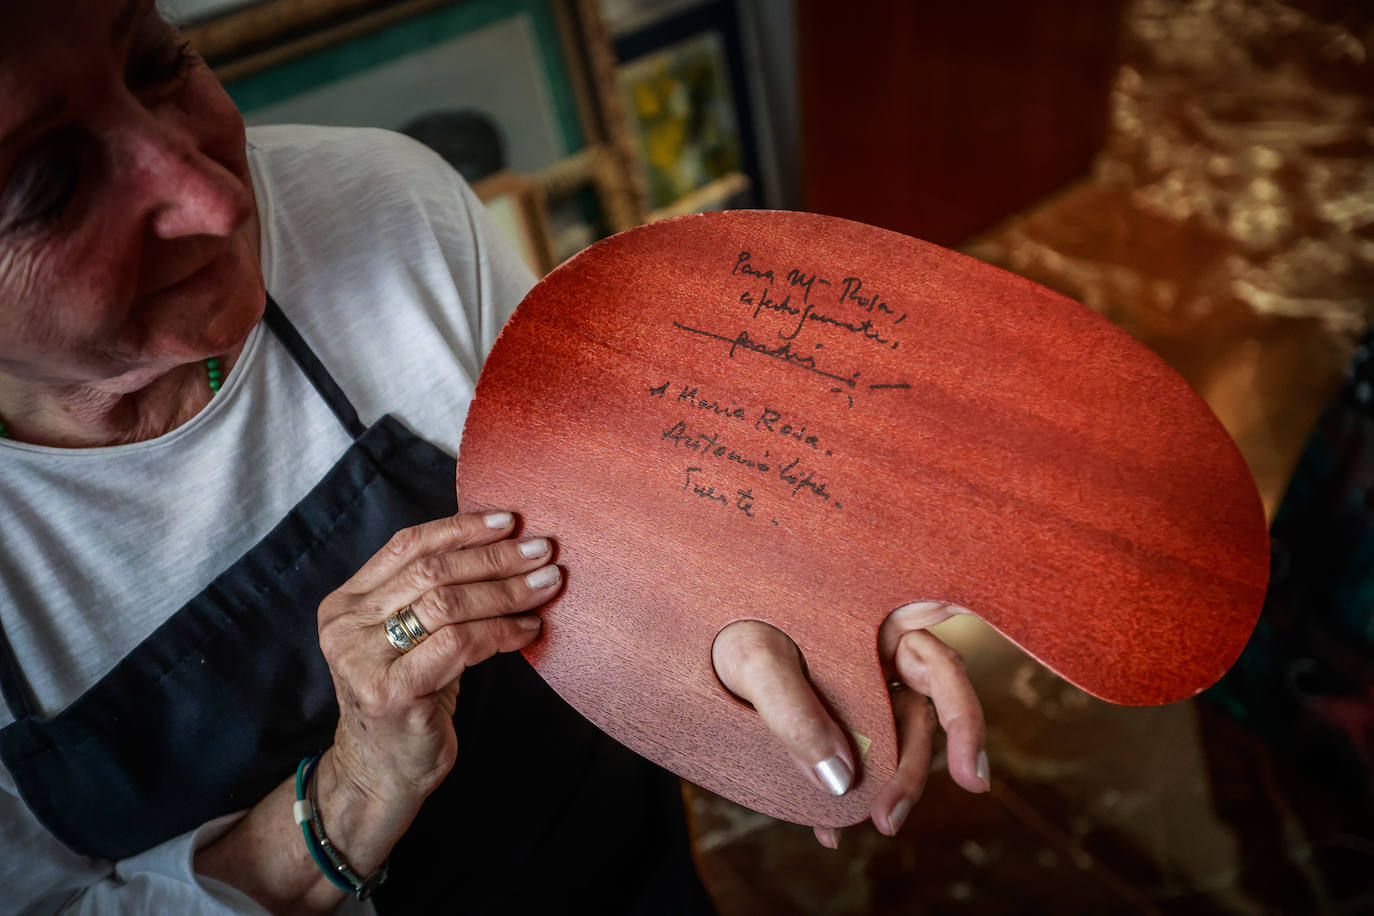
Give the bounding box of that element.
[457,210,1268,826]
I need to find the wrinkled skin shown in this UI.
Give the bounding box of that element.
[0,0,263,446]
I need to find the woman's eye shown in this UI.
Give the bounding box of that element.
[126,39,197,91]
[1,129,84,235]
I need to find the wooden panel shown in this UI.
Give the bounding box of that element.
[457,210,1267,826]
[798,0,1125,245]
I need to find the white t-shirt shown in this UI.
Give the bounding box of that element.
[0,125,534,915]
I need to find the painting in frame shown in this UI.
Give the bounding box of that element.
[611,0,760,215]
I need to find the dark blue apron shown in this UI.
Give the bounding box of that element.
[0,297,713,914]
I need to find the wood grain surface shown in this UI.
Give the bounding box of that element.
[456,210,1269,827]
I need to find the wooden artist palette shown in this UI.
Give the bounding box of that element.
[457,210,1269,826]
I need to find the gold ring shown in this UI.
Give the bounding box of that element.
[397,605,429,645]
[887,678,908,694]
[383,606,427,654]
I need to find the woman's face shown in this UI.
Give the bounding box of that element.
[0,0,264,394]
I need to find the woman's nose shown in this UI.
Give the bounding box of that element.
[111,107,253,240]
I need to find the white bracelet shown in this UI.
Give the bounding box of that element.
[292,798,315,826]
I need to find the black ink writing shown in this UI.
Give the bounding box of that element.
[683,466,728,505]
[661,419,841,509]
[661,421,772,473]
[740,285,795,324]
[787,267,831,304]
[673,321,860,389]
[676,385,748,420]
[838,276,903,319]
[683,467,760,520]
[755,408,822,450]
[778,457,838,505]
[733,251,775,285]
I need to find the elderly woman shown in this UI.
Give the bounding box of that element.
[0,2,988,913]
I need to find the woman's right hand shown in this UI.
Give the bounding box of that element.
[194,510,557,912]
[317,509,559,816]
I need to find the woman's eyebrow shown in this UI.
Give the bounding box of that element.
[0,94,66,153]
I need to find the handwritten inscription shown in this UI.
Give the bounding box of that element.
[670,250,913,408]
[648,381,843,526]
[683,467,758,519]
[672,321,861,390]
[645,246,912,524]
[660,422,837,506]
[648,381,831,454]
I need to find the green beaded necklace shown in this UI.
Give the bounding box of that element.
[205,356,223,392]
[0,357,224,441]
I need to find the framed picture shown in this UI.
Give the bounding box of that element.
[471,172,556,276]
[184,0,645,204]
[534,145,640,265]
[611,0,760,216]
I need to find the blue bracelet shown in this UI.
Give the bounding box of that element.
[292,754,390,900]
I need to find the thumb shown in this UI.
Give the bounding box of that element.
[712,620,855,796]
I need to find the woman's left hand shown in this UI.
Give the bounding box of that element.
[711,602,989,847]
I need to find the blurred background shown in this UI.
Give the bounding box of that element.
[173,0,1374,911]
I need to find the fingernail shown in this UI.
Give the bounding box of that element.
[887,798,912,835]
[517,615,542,630]
[817,827,839,849]
[976,750,991,788]
[484,511,513,528]
[813,756,852,796]
[518,537,549,559]
[525,565,561,589]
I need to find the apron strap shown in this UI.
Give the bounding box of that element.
[0,294,370,722]
[0,617,36,721]
[263,294,368,440]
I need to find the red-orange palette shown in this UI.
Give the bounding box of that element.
[457,211,1269,826]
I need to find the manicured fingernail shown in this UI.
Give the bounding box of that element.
[519,537,549,559]
[525,565,561,589]
[887,798,912,835]
[518,615,542,630]
[813,756,851,796]
[484,511,513,528]
[976,750,991,788]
